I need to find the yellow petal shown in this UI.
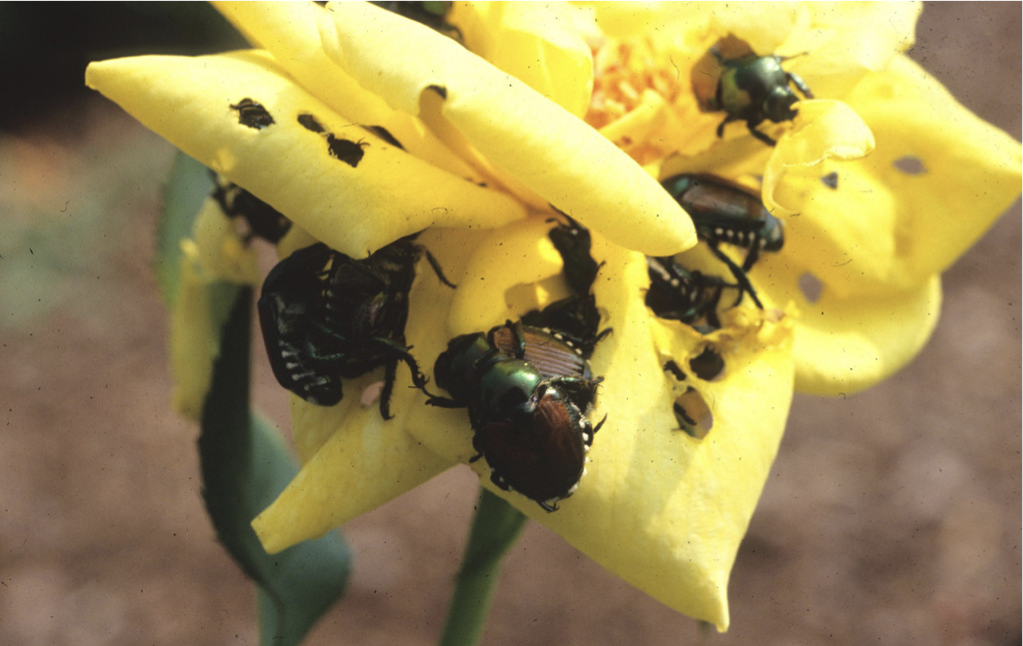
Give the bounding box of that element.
[762,99,875,213]
[251,400,453,553]
[581,0,666,38]
[169,253,220,421]
[86,51,526,258]
[319,1,695,256]
[447,217,564,335]
[212,1,476,180]
[707,2,801,56]
[451,2,594,118]
[782,2,922,99]
[792,274,942,396]
[841,55,1022,281]
[530,236,794,630]
[764,56,1020,300]
[169,199,260,420]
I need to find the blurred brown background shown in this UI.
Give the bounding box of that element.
[0,3,1018,645]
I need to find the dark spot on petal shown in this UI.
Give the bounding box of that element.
[327,135,368,167]
[798,272,823,304]
[663,360,686,381]
[821,171,839,189]
[231,98,274,129]
[427,84,448,99]
[893,155,927,175]
[674,387,713,439]
[689,347,724,381]
[363,125,404,150]
[298,113,326,133]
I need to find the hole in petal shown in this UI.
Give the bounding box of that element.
[892,155,927,175]
[363,125,405,150]
[326,135,368,167]
[231,98,274,130]
[820,171,839,189]
[663,360,686,381]
[689,346,725,381]
[674,387,713,439]
[361,381,384,408]
[798,272,823,304]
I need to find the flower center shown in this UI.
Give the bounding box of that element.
[585,34,723,165]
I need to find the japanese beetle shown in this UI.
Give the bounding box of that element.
[547,212,600,297]
[212,177,292,244]
[429,321,604,511]
[645,255,738,330]
[693,41,813,146]
[258,236,452,418]
[520,214,610,357]
[661,173,783,309]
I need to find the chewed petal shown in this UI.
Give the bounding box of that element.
[319,1,696,257]
[762,99,874,213]
[841,55,1022,281]
[447,217,564,335]
[792,275,942,396]
[451,2,594,118]
[213,1,477,180]
[86,51,526,258]
[439,236,795,630]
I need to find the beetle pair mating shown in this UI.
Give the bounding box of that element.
[257,236,453,419]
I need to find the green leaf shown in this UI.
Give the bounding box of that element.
[200,286,351,646]
[156,152,212,306]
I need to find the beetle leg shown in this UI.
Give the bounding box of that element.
[378,359,398,420]
[425,395,464,408]
[747,123,778,147]
[787,71,814,99]
[537,499,559,512]
[422,248,457,288]
[741,243,762,272]
[716,114,740,138]
[490,469,513,492]
[704,284,725,329]
[707,243,764,309]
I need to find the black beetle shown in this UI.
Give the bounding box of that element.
[546,211,601,297]
[661,173,783,309]
[520,214,611,357]
[212,177,292,244]
[645,255,739,330]
[429,321,604,511]
[694,41,814,146]
[258,237,452,418]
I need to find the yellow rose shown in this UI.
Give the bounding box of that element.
[85,1,1020,631]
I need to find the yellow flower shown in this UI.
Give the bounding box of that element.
[84,1,1020,631]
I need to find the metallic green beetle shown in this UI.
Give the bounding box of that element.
[695,46,814,146]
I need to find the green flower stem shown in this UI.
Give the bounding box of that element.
[438,488,528,646]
